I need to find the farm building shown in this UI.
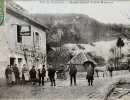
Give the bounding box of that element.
[67,51,97,72]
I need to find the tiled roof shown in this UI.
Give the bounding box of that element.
[6,0,47,30]
[67,52,97,65]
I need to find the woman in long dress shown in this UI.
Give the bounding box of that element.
[22,64,29,84]
[11,65,15,84]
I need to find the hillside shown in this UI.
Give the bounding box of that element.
[33,13,116,46]
[53,39,130,62]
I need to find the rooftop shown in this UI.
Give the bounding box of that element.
[67,51,97,65]
[6,0,48,30]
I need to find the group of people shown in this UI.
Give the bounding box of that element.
[5,62,96,87]
[5,64,20,87]
[68,63,95,86]
[29,65,46,86]
[67,63,96,86]
[5,63,57,87]
[29,64,57,86]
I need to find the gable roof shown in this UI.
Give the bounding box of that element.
[67,51,97,65]
[6,0,48,30]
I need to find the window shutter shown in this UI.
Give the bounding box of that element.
[17,25,22,43]
[35,32,39,47]
[39,34,42,47]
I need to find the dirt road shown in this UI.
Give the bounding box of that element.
[0,74,130,100]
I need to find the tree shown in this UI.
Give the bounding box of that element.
[110,24,130,39]
[47,27,70,69]
[116,37,125,59]
[108,10,130,69]
[109,47,119,69]
[47,47,69,70]
[18,44,46,69]
[109,24,127,69]
[109,10,130,40]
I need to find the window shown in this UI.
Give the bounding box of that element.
[17,25,22,43]
[35,32,42,47]
[35,32,39,46]
[39,34,42,46]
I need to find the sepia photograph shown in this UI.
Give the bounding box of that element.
[0,0,130,100]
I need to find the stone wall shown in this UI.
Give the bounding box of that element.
[68,70,130,78]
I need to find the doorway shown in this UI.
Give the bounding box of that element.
[10,58,15,66]
[18,58,23,68]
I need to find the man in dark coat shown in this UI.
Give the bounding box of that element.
[69,65,77,86]
[108,65,113,77]
[29,66,36,85]
[86,63,95,86]
[5,65,13,87]
[48,64,56,86]
[13,64,20,85]
[38,65,46,86]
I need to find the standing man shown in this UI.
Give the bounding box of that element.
[38,65,46,86]
[38,69,41,86]
[29,66,36,85]
[48,64,56,86]
[69,64,77,86]
[5,65,13,87]
[41,65,46,85]
[13,64,20,85]
[86,63,95,86]
[108,64,114,77]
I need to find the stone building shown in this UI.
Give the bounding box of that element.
[0,0,47,78]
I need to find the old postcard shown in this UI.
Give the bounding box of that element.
[0,0,130,100]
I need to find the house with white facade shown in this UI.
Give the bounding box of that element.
[0,0,47,78]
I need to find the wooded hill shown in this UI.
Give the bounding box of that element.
[33,13,119,47]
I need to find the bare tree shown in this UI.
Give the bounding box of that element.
[47,29,69,70]
[17,44,46,70]
[108,11,130,70]
[109,10,130,40]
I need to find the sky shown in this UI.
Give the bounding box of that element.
[15,1,130,24]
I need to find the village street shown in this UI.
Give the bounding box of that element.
[0,73,130,100]
[1,1,130,100]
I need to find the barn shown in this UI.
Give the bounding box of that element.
[66,51,97,72]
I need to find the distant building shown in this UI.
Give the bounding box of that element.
[0,0,47,78]
[66,52,97,72]
[119,57,130,70]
